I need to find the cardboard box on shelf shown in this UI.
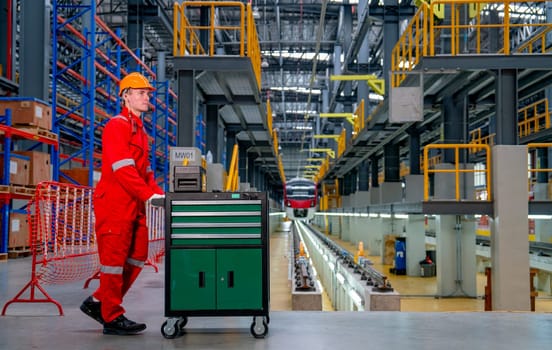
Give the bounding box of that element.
[13,151,52,185]
[60,167,101,187]
[0,154,30,186]
[0,98,52,131]
[8,212,30,249]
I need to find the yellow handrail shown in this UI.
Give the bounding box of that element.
[423,143,492,201]
[527,143,552,173]
[527,143,552,199]
[225,143,239,192]
[392,0,552,87]
[337,128,346,158]
[468,98,550,149]
[518,98,550,138]
[266,99,273,135]
[173,1,261,87]
[173,2,205,56]
[352,99,365,140]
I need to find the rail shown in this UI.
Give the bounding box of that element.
[469,98,550,148]
[392,0,552,87]
[469,129,495,153]
[303,223,393,293]
[519,99,550,138]
[423,143,492,201]
[173,1,262,87]
[527,143,552,199]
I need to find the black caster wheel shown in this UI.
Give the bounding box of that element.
[250,318,268,338]
[161,319,179,339]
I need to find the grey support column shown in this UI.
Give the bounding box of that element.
[341,4,353,145]
[491,145,530,310]
[404,126,424,202]
[370,156,380,204]
[127,1,148,71]
[407,125,421,175]
[358,160,369,191]
[405,215,426,276]
[435,215,477,297]
[495,69,518,145]
[384,143,400,182]
[442,94,467,163]
[20,0,49,99]
[381,143,402,204]
[177,70,196,147]
[206,105,219,162]
[0,0,15,80]
[355,161,370,209]
[382,0,399,97]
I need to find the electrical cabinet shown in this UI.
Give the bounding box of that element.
[162,191,269,339]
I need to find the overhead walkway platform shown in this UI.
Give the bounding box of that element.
[171,1,280,185]
[319,0,552,216]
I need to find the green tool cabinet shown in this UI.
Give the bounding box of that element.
[161,192,270,339]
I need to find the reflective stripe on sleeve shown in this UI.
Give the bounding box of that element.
[112,158,135,172]
[126,258,145,268]
[100,265,124,274]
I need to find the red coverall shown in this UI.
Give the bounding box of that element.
[92,106,163,323]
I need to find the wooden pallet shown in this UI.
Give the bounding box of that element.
[0,253,7,262]
[13,125,58,142]
[10,185,36,197]
[8,247,31,259]
[0,185,9,194]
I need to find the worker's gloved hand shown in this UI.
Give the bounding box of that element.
[147,193,165,207]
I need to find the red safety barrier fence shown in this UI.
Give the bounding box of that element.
[2,182,96,315]
[145,200,165,272]
[2,181,165,316]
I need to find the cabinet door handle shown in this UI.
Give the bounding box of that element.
[227,271,234,288]
[198,271,205,288]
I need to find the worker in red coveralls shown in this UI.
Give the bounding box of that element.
[80,72,164,335]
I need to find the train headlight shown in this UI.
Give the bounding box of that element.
[286,200,291,206]
[310,200,315,207]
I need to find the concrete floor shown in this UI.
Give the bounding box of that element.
[2,255,552,350]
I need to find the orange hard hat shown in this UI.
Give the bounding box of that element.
[119,72,155,96]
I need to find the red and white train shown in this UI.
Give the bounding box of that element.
[284,177,317,220]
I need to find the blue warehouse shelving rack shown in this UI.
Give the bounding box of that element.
[0,102,59,259]
[0,1,179,258]
[51,1,176,190]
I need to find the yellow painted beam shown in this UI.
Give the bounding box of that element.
[330,74,385,96]
[304,165,321,169]
[330,74,378,81]
[303,148,335,159]
[367,79,385,96]
[313,134,341,140]
[320,112,353,118]
[319,113,356,126]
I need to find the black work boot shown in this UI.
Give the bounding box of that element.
[103,315,147,335]
[80,296,104,324]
